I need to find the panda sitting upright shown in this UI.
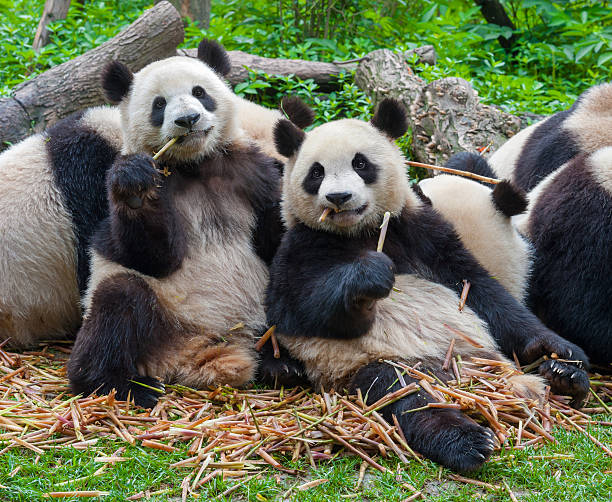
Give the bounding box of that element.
[68,41,285,407]
[266,98,590,472]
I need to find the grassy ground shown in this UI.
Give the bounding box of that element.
[1,414,611,501]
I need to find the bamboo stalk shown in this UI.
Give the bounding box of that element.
[406,160,500,184]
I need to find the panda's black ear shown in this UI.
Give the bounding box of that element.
[102,61,133,104]
[371,98,408,139]
[492,180,528,217]
[197,39,232,76]
[280,96,315,129]
[274,119,305,158]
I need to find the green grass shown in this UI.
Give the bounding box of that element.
[1,423,610,501]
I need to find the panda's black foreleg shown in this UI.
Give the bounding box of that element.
[100,153,186,278]
[350,362,496,472]
[67,273,170,408]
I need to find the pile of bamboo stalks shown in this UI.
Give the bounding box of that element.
[0,342,609,499]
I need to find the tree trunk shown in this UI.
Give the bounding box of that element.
[32,0,72,51]
[0,1,183,151]
[179,48,350,90]
[164,0,211,28]
[474,0,518,52]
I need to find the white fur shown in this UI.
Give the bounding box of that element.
[233,97,284,161]
[588,145,612,196]
[282,118,417,233]
[419,175,531,302]
[563,83,612,153]
[488,120,540,180]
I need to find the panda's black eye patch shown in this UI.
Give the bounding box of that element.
[352,152,378,184]
[150,96,167,127]
[302,162,325,195]
[192,85,216,112]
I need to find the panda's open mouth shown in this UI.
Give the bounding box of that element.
[329,203,368,217]
[326,203,368,226]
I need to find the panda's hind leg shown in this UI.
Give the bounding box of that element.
[67,273,169,408]
[350,362,496,472]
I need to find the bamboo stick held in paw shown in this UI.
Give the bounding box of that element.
[377,211,391,252]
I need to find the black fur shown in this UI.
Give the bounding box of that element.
[370,98,408,139]
[102,61,133,104]
[352,153,378,184]
[445,151,497,183]
[280,96,315,129]
[350,362,496,472]
[192,85,217,112]
[274,119,305,158]
[46,111,119,294]
[256,338,309,388]
[514,108,579,191]
[150,97,166,127]
[68,273,168,408]
[266,204,590,402]
[93,154,187,278]
[492,180,527,217]
[539,359,589,407]
[302,162,325,195]
[411,184,432,205]
[527,154,612,366]
[197,39,232,76]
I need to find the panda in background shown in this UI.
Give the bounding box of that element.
[266,98,590,472]
[487,83,612,191]
[0,106,121,348]
[418,152,531,303]
[67,39,295,407]
[520,146,612,367]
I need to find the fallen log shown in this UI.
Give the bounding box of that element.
[179,48,349,90]
[0,1,183,151]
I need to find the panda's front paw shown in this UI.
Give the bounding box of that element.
[256,341,309,388]
[522,332,589,370]
[109,154,161,209]
[539,360,589,408]
[348,251,395,303]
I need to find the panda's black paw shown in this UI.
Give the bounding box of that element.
[522,332,589,370]
[539,359,589,408]
[109,153,160,207]
[256,342,309,388]
[347,251,395,304]
[112,375,165,409]
[429,419,496,472]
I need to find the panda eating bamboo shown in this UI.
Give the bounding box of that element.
[266,98,590,472]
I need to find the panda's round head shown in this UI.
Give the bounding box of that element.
[102,39,238,163]
[274,98,415,234]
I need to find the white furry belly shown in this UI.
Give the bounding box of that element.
[278,274,502,388]
[86,237,268,335]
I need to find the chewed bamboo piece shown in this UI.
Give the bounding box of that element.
[0,342,609,497]
[153,137,178,161]
[407,160,501,185]
[377,211,391,252]
[319,207,332,222]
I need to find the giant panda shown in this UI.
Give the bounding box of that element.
[0,38,309,351]
[487,83,612,191]
[518,146,612,367]
[0,106,122,348]
[266,98,590,472]
[418,153,531,303]
[67,40,290,408]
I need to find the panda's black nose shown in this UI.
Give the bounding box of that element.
[326,192,353,207]
[175,113,200,129]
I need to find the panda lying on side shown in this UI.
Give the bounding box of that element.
[418,154,531,304]
[266,99,589,472]
[68,41,289,407]
[487,83,612,191]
